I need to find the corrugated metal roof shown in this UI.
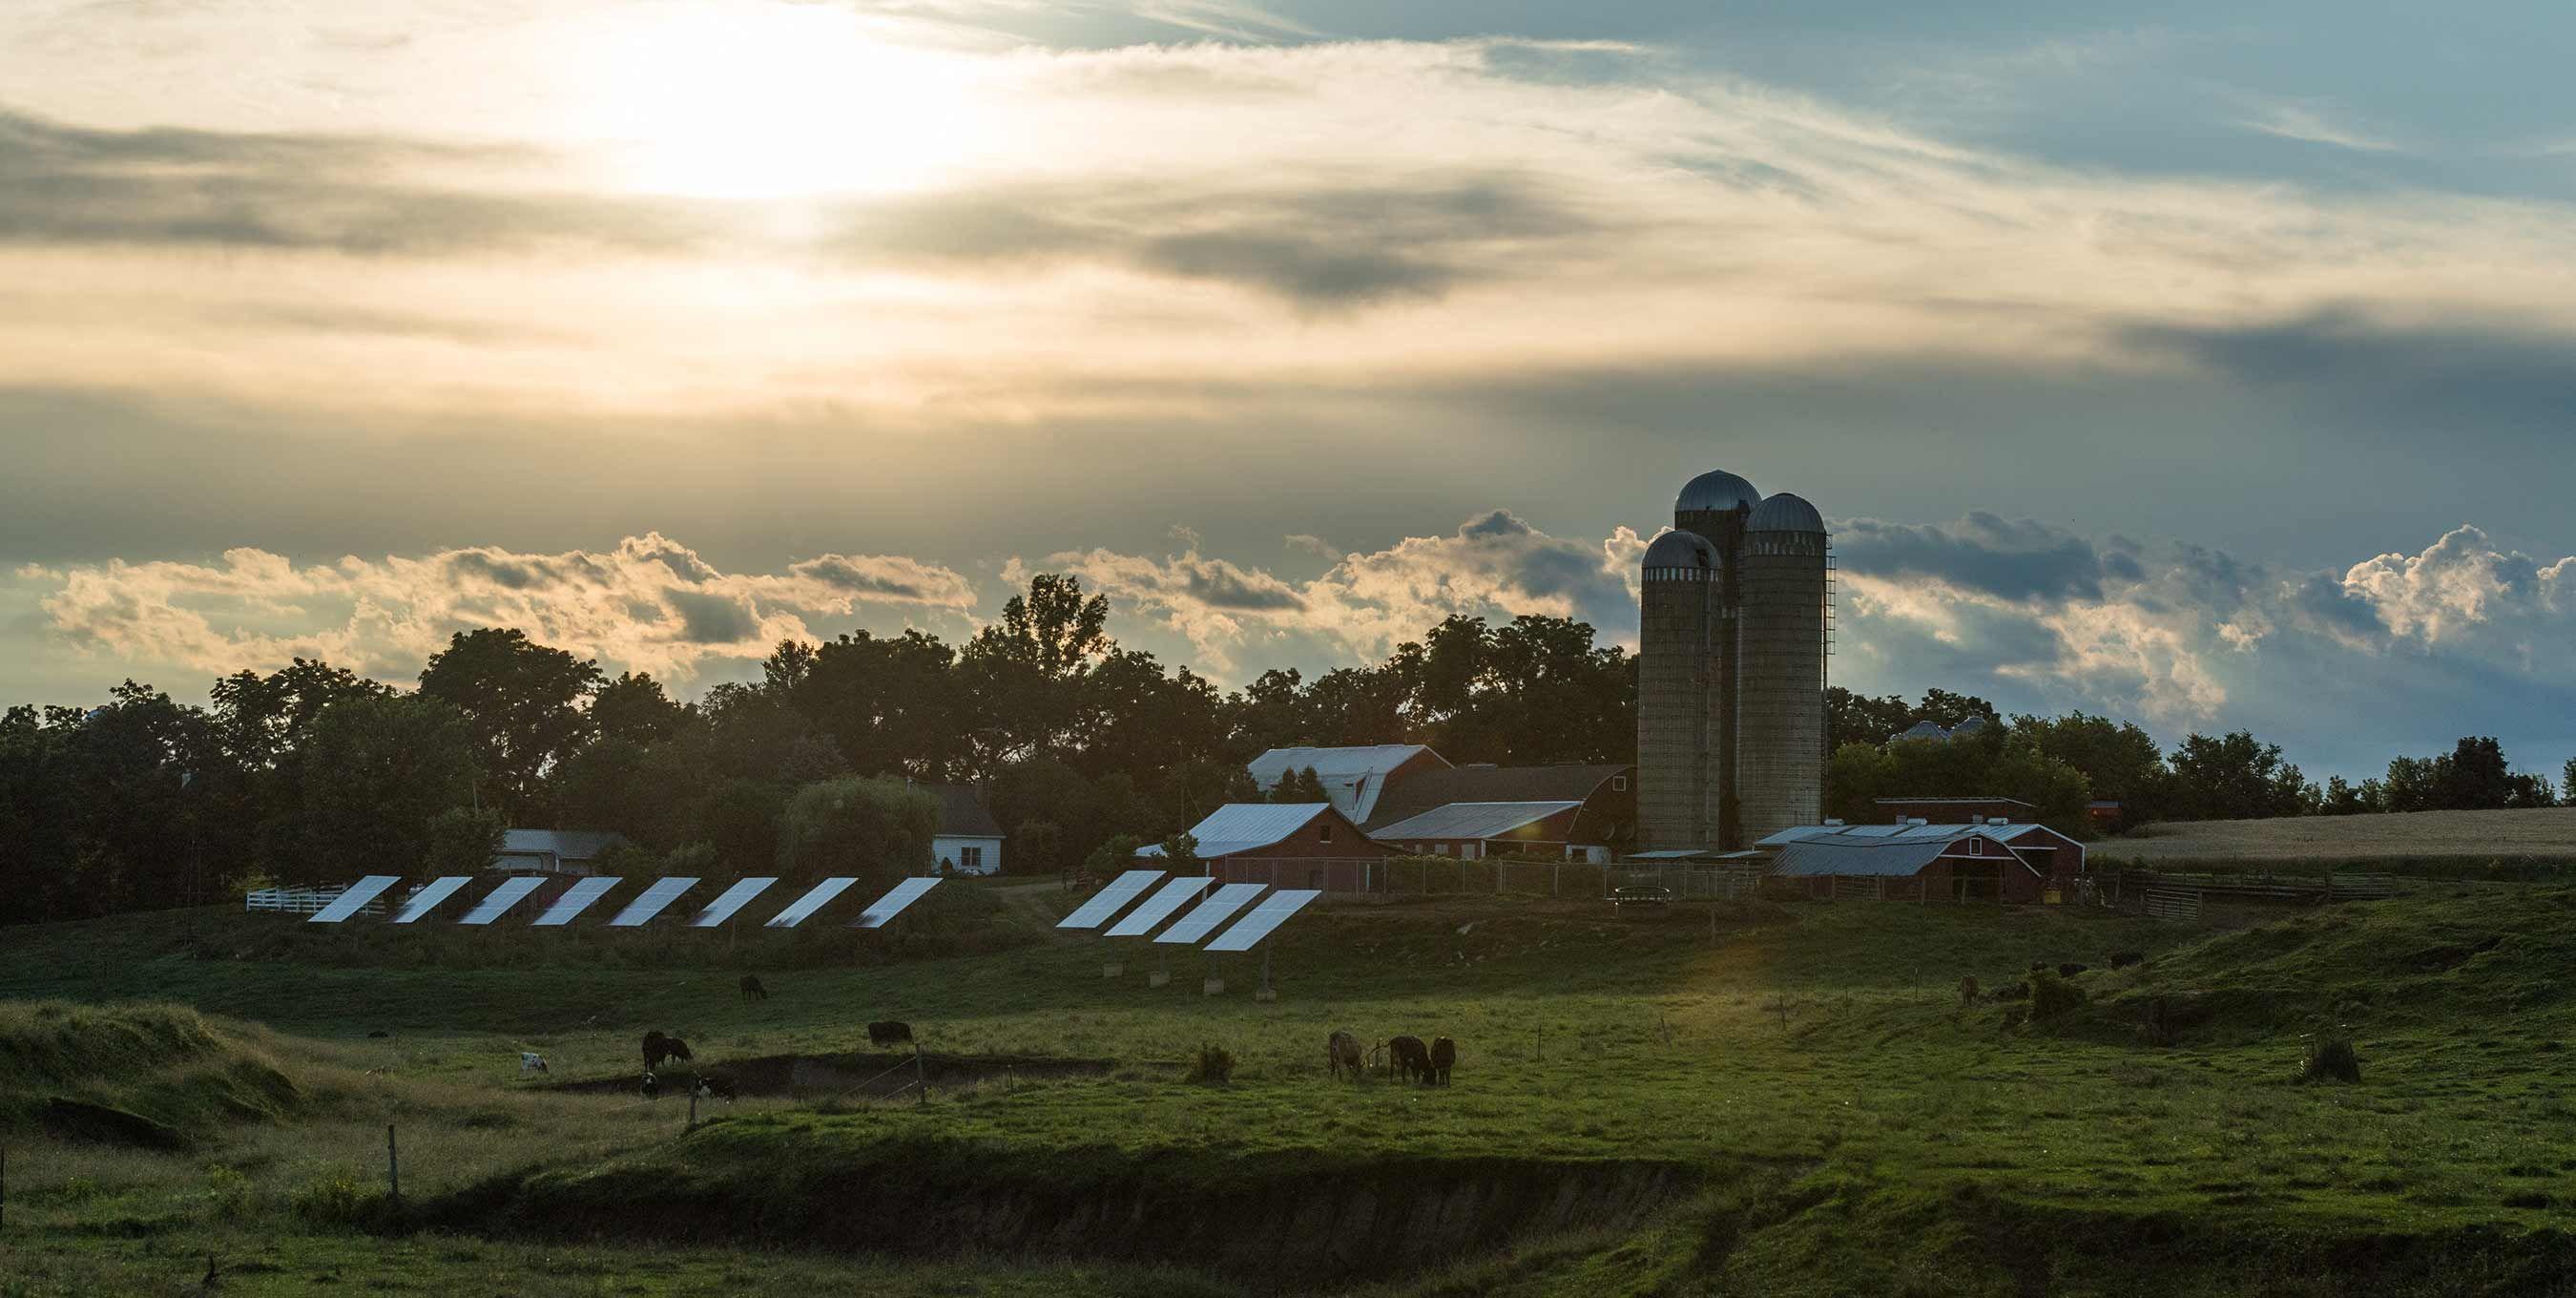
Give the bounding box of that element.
[1371,801,1583,842]
[1138,803,1327,859]
[1762,819,2077,877]
[1364,763,1630,830]
[1246,745,1447,823]
[1773,839,1953,877]
[912,782,1004,838]
[499,828,626,861]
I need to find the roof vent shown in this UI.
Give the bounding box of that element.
[1823,817,1845,827]
[1988,817,2008,826]
[1969,814,1984,824]
[1907,817,1928,826]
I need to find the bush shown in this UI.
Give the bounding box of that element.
[1189,1042,1236,1084]
[2028,969,2087,1020]
[202,1164,256,1217]
[2302,1035,2361,1084]
[287,1164,381,1226]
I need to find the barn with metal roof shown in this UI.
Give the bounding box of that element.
[1245,744,1450,825]
[1140,802,1398,892]
[1756,819,2086,903]
[1370,800,1590,860]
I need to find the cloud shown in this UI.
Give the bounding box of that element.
[2240,104,2404,154]
[1834,512,2111,603]
[23,534,975,682]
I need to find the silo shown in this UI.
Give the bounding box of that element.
[1672,470,1759,846]
[1736,492,1830,843]
[1636,528,1718,850]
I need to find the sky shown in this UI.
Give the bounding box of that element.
[3,0,2573,782]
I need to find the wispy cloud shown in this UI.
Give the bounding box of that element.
[2240,102,2405,154]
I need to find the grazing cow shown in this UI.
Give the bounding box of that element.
[2109,951,2145,970]
[1428,1036,1456,1086]
[643,1031,693,1072]
[739,974,768,1002]
[2058,962,2088,978]
[1327,1030,1363,1081]
[696,1074,737,1101]
[868,1020,913,1048]
[640,1070,659,1100]
[1385,1035,1430,1083]
[520,1052,549,1075]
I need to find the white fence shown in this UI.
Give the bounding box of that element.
[245,884,393,917]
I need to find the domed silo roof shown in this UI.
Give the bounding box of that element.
[1641,529,1717,571]
[1893,720,1950,743]
[1674,470,1762,515]
[1749,492,1826,534]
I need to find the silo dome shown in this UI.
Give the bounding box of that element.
[1674,470,1762,515]
[1641,529,1716,572]
[1749,492,1826,534]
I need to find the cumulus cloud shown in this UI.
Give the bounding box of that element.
[23,534,974,682]
[1035,511,1649,670]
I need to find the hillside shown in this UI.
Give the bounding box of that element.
[2102,805,2576,866]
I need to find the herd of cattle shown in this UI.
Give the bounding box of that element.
[1330,1030,1457,1085]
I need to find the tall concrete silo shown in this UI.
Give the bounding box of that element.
[1671,470,1759,847]
[1636,528,1718,850]
[1735,492,1830,843]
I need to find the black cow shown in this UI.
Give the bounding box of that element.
[739,974,768,1002]
[1385,1035,1430,1083]
[2109,951,2145,970]
[1428,1036,1456,1086]
[643,1030,693,1072]
[2058,962,2088,978]
[868,1020,914,1048]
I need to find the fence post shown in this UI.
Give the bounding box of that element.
[385,1124,400,1208]
[914,1041,927,1105]
[687,1087,698,1131]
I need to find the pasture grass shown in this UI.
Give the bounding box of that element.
[7,887,2576,1293]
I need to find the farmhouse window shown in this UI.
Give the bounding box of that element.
[961,846,983,870]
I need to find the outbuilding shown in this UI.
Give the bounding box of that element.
[1369,800,1597,861]
[1757,820,2086,903]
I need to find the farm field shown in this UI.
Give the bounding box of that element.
[2101,806,2576,869]
[6,884,2576,1296]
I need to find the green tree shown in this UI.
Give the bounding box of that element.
[418,628,602,815]
[774,776,939,887]
[960,574,1111,769]
[1158,830,1202,877]
[1081,833,1147,877]
[2009,711,2172,826]
[702,778,787,874]
[2167,730,2313,821]
[1012,818,1065,876]
[782,630,968,778]
[291,694,482,885]
[1826,688,1913,751]
[422,805,505,875]
[590,671,688,746]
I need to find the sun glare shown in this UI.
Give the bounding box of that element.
[572,4,988,200]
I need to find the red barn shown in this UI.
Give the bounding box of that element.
[1139,803,1398,892]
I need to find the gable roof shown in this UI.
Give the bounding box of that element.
[1362,763,1631,830]
[1371,801,1584,842]
[1139,803,1330,859]
[499,829,626,861]
[1760,819,2083,874]
[914,782,1003,838]
[1246,745,1447,823]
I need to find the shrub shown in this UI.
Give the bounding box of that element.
[1189,1042,1236,1084]
[202,1164,256,1217]
[2302,1035,2361,1084]
[287,1164,381,1226]
[2028,969,2087,1020]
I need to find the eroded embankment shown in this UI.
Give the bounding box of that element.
[428,1135,1699,1288]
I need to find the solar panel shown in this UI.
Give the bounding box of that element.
[1056,869,1165,930]
[606,876,698,927]
[1153,883,1265,945]
[389,876,471,924]
[763,877,858,928]
[308,875,401,924]
[1203,889,1321,952]
[1103,876,1213,937]
[849,876,941,929]
[460,876,547,926]
[532,876,621,926]
[690,877,778,928]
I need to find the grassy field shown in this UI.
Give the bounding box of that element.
[6,883,2576,1296]
[2102,806,2576,871]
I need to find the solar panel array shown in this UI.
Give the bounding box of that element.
[307,875,403,924]
[1153,883,1266,945]
[764,877,859,928]
[1056,869,1164,930]
[850,876,941,929]
[532,876,622,926]
[1103,876,1211,937]
[691,877,778,928]
[608,876,697,928]
[1203,889,1321,952]
[460,876,546,926]
[390,876,470,924]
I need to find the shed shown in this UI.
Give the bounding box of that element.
[913,781,1005,875]
[1361,762,1633,856]
[1758,820,2086,903]
[1141,802,1398,892]
[1370,800,1591,861]
[491,829,627,877]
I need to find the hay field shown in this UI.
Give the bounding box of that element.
[2104,806,2576,865]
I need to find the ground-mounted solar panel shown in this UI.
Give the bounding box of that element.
[849,876,941,929]
[690,877,778,928]
[308,875,402,924]
[532,876,621,926]
[1103,876,1213,937]
[390,876,472,924]
[606,876,698,927]
[1203,889,1322,953]
[763,877,858,928]
[1153,883,1266,945]
[460,876,547,926]
[1056,869,1165,930]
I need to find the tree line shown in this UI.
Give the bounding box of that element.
[6,571,2566,924]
